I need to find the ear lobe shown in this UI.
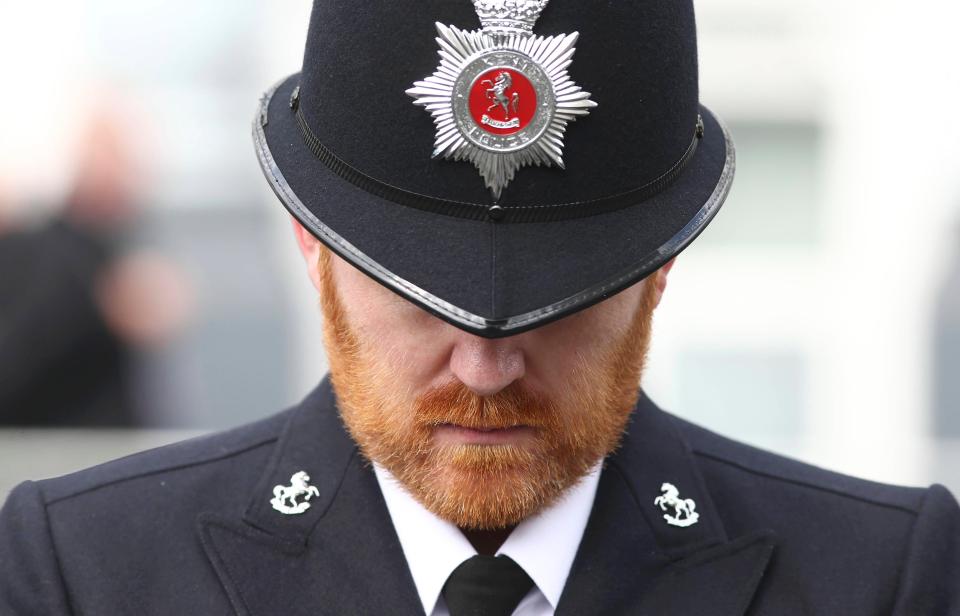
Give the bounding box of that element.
[291,217,319,257]
[290,217,324,292]
[653,258,676,307]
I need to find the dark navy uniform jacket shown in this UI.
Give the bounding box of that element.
[2,377,958,615]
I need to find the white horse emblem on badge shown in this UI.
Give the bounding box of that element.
[271,471,320,515]
[654,482,700,528]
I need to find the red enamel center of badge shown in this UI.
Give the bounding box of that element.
[468,68,538,136]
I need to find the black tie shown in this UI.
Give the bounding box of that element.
[442,555,535,616]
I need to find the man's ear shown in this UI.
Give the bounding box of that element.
[291,217,324,293]
[653,258,676,308]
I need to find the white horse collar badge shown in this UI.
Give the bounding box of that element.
[654,482,700,528]
[407,0,598,199]
[271,471,320,515]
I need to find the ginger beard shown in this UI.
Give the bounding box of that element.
[317,247,659,530]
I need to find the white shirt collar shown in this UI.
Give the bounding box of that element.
[374,462,602,615]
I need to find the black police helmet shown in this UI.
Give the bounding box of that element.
[255,0,734,338]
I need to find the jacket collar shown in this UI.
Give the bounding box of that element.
[198,378,775,615]
[240,377,353,544]
[197,376,424,615]
[554,390,776,614]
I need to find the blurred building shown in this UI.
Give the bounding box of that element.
[933,231,960,489]
[644,0,960,493]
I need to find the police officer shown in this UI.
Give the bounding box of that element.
[2,1,958,614]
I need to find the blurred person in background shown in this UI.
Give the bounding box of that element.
[0,108,192,426]
[1,1,958,615]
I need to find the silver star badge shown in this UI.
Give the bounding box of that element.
[654,482,700,528]
[406,0,598,199]
[270,471,320,515]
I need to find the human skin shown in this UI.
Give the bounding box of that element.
[292,219,673,551]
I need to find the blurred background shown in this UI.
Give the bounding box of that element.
[0,0,958,498]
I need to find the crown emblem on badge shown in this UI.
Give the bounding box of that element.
[406,0,597,200]
[473,0,549,35]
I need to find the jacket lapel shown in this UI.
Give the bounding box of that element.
[556,391,776,615]
[196,378,425,616]
[629,530,775,615]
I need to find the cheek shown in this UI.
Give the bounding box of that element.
[335,267,452,384]
[524,285,644,385]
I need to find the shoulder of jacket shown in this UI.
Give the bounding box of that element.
[35,407,294,506]
[669,413,929,515]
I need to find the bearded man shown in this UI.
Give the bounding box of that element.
[2,1,959,615]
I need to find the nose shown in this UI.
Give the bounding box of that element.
[448,334,526,397]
